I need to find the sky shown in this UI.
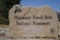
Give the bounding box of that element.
[21,0,60,12]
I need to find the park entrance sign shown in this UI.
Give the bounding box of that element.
[7,5,58,39]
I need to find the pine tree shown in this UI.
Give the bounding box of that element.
[0,0,21,24]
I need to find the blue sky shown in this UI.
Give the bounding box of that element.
[21,0,60,12]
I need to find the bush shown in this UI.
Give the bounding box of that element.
[0,17,9,25]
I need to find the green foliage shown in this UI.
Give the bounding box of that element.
[0,0,21,25]
[0,17,9,25]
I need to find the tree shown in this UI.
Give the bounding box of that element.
[57,12,60,21]
[0,0,21,24]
